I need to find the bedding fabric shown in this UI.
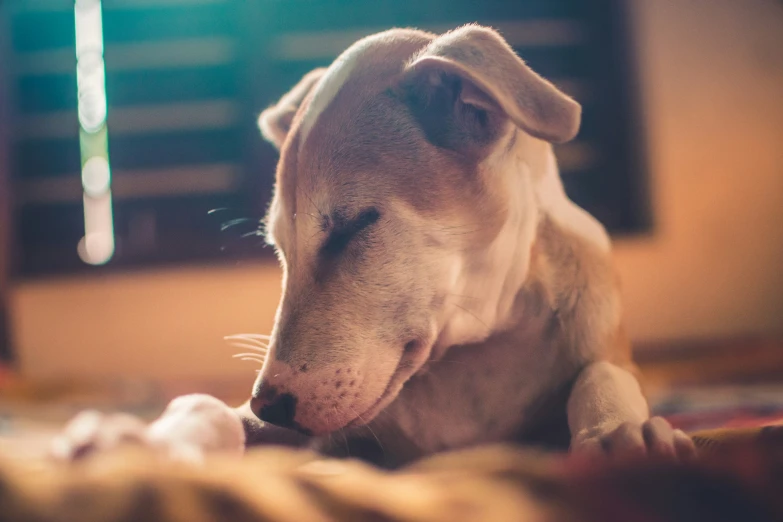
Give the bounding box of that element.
[0,424,781,522]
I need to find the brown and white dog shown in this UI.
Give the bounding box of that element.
[52,25,694,467]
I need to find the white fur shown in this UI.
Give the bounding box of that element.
[432,136,539,353]
[566,362,692,460]
[431,133,610,353]
[430,133,611,353]
[299,43,367,145]
[567,361,649,446]
[535,148,611,253]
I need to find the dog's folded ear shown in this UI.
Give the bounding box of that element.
[403,24,581,147]
[258,67,327,149]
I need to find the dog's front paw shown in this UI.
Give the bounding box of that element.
[572,416,696,462]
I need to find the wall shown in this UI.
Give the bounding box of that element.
[9,0,783,381]
[0,2,13,362]
[615,0,783,340]
[12,264,282,381]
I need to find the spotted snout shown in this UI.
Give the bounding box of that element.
[250,360,367,435]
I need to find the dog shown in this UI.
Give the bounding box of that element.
[52,25,694,467]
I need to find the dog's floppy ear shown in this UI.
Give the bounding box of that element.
[404,25,581,145]
[258,67,327,149]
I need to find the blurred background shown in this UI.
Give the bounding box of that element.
[0,0,782,442]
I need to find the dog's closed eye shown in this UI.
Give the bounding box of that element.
[320,208,380,258]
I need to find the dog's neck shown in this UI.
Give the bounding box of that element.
[432,132,610,359]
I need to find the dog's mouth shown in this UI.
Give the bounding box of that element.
[344,374,399,430]
[345,340,430,429]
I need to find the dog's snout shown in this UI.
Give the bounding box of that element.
[251,387,300,431]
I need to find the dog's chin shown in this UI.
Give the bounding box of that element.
[298,377,406,436]
[296,337,434,436]
[345,343,432,430]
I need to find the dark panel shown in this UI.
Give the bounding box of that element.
[105,66,239,107]
[16,73,77,114]
[109,130,243,171]
[17,66,238,114]
[255,0,582,31]
[14,137,82,178]
[9,0,651,278]
[101,4,236,43]
[11,10,74,52]
[17,195,266,277]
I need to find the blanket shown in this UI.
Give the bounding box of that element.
[1,424,781,522]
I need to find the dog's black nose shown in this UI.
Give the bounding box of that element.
[251,391,299,430]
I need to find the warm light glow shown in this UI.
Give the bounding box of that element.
[75,0,107,133]
[81,156,111,196]
[77,192,115,266]
[74,0,114,265]
[74,0,104,57]
[76,54,107,133]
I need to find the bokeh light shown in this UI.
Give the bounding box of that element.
[74,0,114,265]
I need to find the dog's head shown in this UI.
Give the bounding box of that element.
[250,25,581,435]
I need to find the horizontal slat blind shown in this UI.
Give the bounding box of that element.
[10,0,253,275]
[7,0,649,277]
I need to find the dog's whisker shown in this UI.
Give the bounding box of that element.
[232,351,266,357]
[226,333,272,340]
[308,228,325,242]
[225,333,272,340]
[232,352,267,360]
[227,342,268,353]
[371,408,397,431]
[452,303,491,332]
[302,190,325,218]
[235,357,265,364]
[339,428,350,457]
[223,339,268,349]
[220,217,255,232]
[331,406,350,456]
[346,405,383,453]
[240,357,265,364]
[224,335,270,347]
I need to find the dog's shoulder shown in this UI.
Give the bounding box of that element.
[525,215,632,368]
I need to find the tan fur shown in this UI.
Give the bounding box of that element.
[258,68,327,149]
[407,25,581,143]
[53,25,692,466]
[249,25,690,462]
